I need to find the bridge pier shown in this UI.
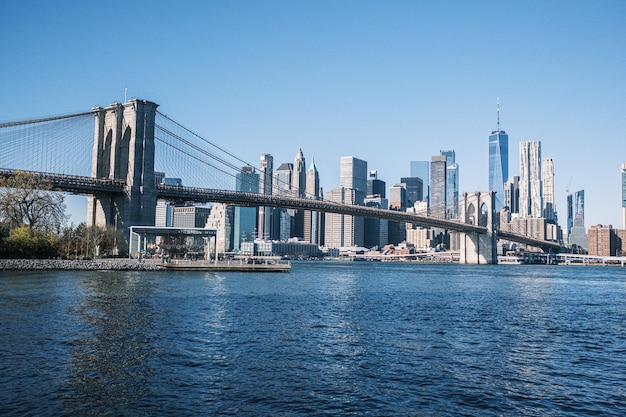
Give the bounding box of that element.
[87,100,159,240]
[459,191,497,264]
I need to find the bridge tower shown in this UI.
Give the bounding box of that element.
[87,99,159,239]
[459,191,497,264]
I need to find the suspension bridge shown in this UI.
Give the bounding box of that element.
[0,98,561,263]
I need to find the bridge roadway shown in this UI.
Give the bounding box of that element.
[0,168,561,251]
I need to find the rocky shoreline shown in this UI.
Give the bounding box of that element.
[0,259,164,271]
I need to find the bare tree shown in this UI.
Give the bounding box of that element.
[0,170,68,233]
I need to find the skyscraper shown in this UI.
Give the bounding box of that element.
[291,149,306,238]
[441,149,459,219]
[273,162,294,240]
[430,155,447,218]
[400,177,423,207]
[569,190,587,250]
[324,187,364,248]
[304,159,320,244]
[519,140,542,218]
[622,162,626,229]
[234,166,259,251]
[489,100,509,211]
[368,170,386,198]
[410,161,430,204]
[257,153,273,240]
[504,176,520,214]
[542,157,557,223]
[340,156,368,194]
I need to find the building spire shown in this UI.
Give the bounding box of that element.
[496,97,500,132]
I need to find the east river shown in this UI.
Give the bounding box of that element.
[1,262,626,416]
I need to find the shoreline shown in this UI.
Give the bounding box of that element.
[0,259,164,271]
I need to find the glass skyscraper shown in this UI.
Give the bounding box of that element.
[234,166,259,250]
[441,149,458,219]
[410,161,430,204]
[489,119,508,211]
[621,162,626,229]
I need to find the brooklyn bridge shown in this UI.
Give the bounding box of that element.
[0,99,561,263]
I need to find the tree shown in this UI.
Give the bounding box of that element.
[0,171,67,233]
[1,224,58,258]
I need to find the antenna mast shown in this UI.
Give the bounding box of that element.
[496,97,500,132]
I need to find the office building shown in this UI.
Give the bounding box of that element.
[389,184,407,210]
[257,153,273,240]
[519,140,542,218]
[364,195,389,248]
[542,157,557,223]
[291,149,306,238]
[504,176,520,214]
[234,166,259,251]
[622,162,626,229]
[400,177,423,207]
[488,101,509,211]
[340,156,368,194]
[430,155,447,218]
[410,161,430,204]
[172,205,211,228]
[368,170,386,198]
[441,149,459,219]
[324,187,364,248]
[569,190,587,250]
[304,159,321,244]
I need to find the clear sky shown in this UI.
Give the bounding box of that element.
[1,1,625,228]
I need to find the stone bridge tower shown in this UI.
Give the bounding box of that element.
[87,99,158,238]
[459,191,497,264]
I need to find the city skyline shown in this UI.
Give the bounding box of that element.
[1,1,625,228]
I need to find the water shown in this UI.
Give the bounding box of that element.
[1,262,626,416]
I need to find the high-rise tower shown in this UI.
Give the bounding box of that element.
[542,157,557,223]
[621,162,626,229]
[304,159,320,244]
[234,166,259,250]
[488,100,509,211]
[441,149,459,218]
[430,155,447,218]
[257,153,273,240]
[519,140,542,218]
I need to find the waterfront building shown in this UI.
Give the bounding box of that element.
[324,187,364,249]
[542,157,557,223]
[155,200,173,227]
[587,225,621,257]
[233,166,259,251]
[400,177,423,207]
[410,160,430,204]
[569,190,587,250]
[430,155,447,218]
[257,153,273,240]
[172,205,211,228]
[441,149,459,219]
[622,162,626,229]
[519,140,542,218]
[205,203,235,255]
[488,101,509,211]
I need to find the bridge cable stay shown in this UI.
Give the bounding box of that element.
[0,112,93,176]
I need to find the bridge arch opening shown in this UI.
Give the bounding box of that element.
[479,203,489,227]
[467,203,476,225]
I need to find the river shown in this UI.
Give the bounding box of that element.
[1,262,626,416]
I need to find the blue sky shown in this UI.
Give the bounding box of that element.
[1,1,625,228]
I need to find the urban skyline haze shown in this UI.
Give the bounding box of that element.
[1,1,625,229]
